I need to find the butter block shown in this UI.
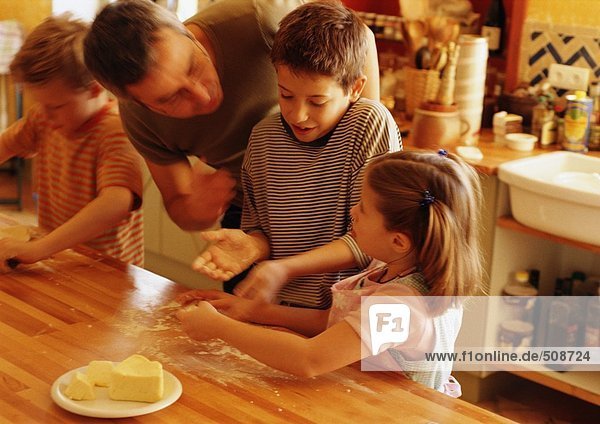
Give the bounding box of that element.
[64,371,96,400]
[108,354,164,403]
[86,360,114,387]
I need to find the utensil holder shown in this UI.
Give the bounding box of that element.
[404,67,440,119]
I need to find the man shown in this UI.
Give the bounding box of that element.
[84,0,380,291]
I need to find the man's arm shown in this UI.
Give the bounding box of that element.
[146,158,236,231]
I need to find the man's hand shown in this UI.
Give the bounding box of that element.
[192,229,265,281]
[190,163,236,221]
[147,160,236,231]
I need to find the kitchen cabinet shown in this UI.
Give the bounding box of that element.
[142,163,220,290]
[480,171,599,405]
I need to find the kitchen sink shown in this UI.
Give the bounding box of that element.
[498,151,600,245]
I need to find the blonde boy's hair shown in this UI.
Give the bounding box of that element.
[10,14,93,89]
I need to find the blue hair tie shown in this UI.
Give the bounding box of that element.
[420,190,435,207]
[438,149,448,157]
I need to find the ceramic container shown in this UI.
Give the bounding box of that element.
[411,103,470,149]
[505,133,538,151]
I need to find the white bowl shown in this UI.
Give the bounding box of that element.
[505,133,538,151]
[498,152,600,245]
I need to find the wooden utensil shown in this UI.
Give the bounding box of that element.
[436,41,460,106]
[427,16,459,50]
[402,19,428,67]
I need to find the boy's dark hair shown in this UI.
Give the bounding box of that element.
[271,1,367,93]
[10,14,93,89]
[83,0,190,98]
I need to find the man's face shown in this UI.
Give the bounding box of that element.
[126,28,223,118]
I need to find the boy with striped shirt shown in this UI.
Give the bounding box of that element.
[0,15,144,267]
[191,1,401,309]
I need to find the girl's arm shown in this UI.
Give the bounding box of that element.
[5,186,135,264]
[178,289,329,337]
[177,301,362,377]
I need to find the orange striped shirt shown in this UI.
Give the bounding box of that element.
[1,102,144,266]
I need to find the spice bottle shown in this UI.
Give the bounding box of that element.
[589,82,600,150]
[502,270,537,322]
[584,297,600,348]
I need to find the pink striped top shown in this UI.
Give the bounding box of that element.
[1,102,144,266]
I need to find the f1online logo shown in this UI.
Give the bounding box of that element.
[368,303,410,355]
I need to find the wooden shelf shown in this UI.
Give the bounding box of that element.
[508,370,600,405]
[497,215,600,255]
[497,215,600,405]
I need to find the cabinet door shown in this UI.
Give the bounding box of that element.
[142,164,220,289]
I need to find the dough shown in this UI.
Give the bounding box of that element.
[86,360,114,387]
[0,225,31,242]
[109,354,164,403]
[64,355,164,403]
[64,372,96,401]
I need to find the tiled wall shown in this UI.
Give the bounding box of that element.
[519,1,599,96]
[519,22,599,96]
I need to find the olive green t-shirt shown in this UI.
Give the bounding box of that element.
[119,0,304,206]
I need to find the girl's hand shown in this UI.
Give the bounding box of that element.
[192,229,261,281]
[176,301,223,341]
[176,289,225,305]
[234,260,290,303]
[177,289,264,322]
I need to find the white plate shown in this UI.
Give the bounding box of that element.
[50,365,182,418]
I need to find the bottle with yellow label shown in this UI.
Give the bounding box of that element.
[563,90,592,153]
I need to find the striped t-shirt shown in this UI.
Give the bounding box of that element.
[242,98,401,308]
[1,102,144,266]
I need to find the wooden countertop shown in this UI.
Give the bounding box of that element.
[400,127,600,176]
[0,234,514,422]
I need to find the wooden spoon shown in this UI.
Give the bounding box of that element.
[403,19,428,67]
[428,16,459,50]
[431,46,448,71]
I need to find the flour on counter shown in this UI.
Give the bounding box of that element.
[106,300,373,393]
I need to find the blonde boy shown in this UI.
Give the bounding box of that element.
[0,15,144,266]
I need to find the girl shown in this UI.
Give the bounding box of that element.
[177,150,483,395]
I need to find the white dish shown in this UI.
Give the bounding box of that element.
[498,151,600,245]
[456,145,484,161]
[51,365,182,419]
[505,133,538,151]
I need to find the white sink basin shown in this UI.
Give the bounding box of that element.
[498,151,600,245]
